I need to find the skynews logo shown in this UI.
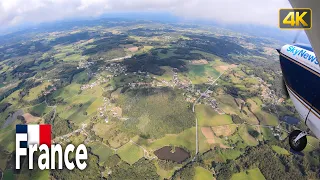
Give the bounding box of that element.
[16,124,88,170]
[286,46,319,65]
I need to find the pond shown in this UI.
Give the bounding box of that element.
[154,146,190,164]
[280,116,300,125]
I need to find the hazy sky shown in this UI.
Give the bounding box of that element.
[0,0,292,28]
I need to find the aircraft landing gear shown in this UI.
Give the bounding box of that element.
[289,130,308,152]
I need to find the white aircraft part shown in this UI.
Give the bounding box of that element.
[289,0,320,68]
[287,86,320,139]
[280,44,320,73]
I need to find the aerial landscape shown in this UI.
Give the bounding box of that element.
[0,18,319,180]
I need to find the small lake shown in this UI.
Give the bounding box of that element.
[154,146,190,164]
[280,116,300,125]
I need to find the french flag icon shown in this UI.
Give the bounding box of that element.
[16,124,51,148]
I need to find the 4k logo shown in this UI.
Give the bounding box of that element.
[279,8,312,29]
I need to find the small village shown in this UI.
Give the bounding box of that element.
[81,60,282,121]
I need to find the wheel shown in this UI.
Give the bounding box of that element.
[289,130,307,152]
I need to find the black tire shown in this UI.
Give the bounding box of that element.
[289,130,307,152]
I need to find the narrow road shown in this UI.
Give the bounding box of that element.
[192,71,226,158]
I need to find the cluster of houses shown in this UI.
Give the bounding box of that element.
[163,36,173,41]
[43,86,57,96]
[98,97,111,123]
[172,70,179,85]
[129,82,152,88]
[168,71,225,114]
[98,97,122,124]
[105,63,127,76]
[80,75,108,90]
[255,77,283,105]
[200,90,225,114]
[77,61,94,69]
[269,125,283,140]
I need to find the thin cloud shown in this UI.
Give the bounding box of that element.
[0,0,292,28]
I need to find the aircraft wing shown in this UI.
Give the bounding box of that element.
[289,0,320,63]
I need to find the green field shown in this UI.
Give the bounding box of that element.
[53,85,103,124]
[204,148,244,164]
[53,52,67,59]
[0,124,16,152]
[93,122,130,148]
[69,134,87,146]
[238,125,259,146]
[134,126,211,155]
[251,97,263,107]
[272,145,289,155]
[103,48,126,59]
[1,89,20,105]
[117,142,144,165]
[257,111,278,126]
[231,168,266,180]
[186,64,219,84]
[136,45,153,54]
[72,71,90,84]
[227,133,247,149]
[89,142,114,166]
[154,161,178,179]
[55,44,74,53]
[247,98,278,126]
[63,54,83,61]
[144,127,195,152]
[154,66,174,81]
[194,166,212,180]
[28,102,51,117]
[142,127,210,154]
[57,95,96,124]
[3,170,14,180]
[242,107,260,125]
[261,127,276,141]
[220,149,243,160]
[51,83,81,99]
[0,151,9,170]
[86,98,103,115]
[303,136,320,152]
[216,95,259,125]
[216,94,239,115]
[196,105,233,127]
[189,65,206,77]
[24,82,52,102]
[52,44,85,61]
